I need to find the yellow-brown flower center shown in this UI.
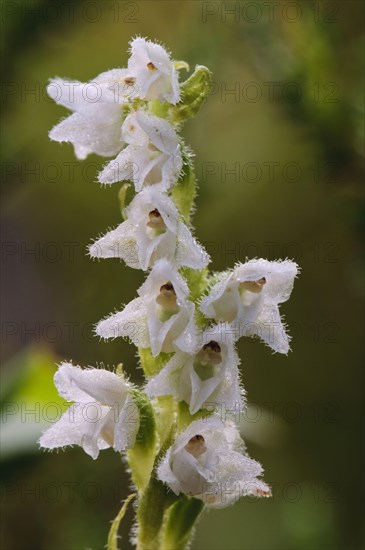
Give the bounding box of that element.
[185,434,207,457]
[146,209,167,234]
[239,277,266,294]
[194,341,222,381]
[156,282,179,320]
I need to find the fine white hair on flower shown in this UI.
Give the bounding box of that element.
[39,362,140,459]
[200,259,300,354]
[98,110,183,191]
[145,324,244,415]
[95,259,196,356]
[126,37,180,104]
[88,187,210,271]
[47,69,135,160]
[157,418,271,508]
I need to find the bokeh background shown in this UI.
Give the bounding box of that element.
[1,1,364,549]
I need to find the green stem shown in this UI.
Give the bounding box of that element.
[136,436,178,550]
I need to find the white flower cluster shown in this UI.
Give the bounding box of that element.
[42,38,300,511]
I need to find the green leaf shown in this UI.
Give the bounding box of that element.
[161,496,205,550]
[107,493,136,550]
[127,391,157,492]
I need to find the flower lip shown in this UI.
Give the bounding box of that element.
[160,281,175,293]
[203,341,221,354]
[156,282,179,312]
[195,340,222,366]
[185,434,207,457]
[239,277,266,294]
[146,208,166,232]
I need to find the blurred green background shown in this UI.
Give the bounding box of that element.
[1,1,364,549]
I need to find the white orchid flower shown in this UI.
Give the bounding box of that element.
[200,259,299,354]
[96,259,196,356]
[126,37,180,104]
[39,362,139,459]
[88,187,209,271]
[145,325,243,415]
[98,110,182,191]
[158,418,271,508]
[47,68,137,160]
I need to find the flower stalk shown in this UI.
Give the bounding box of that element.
[41,37,300,549]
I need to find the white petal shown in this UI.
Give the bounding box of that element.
[49,107,123,160]
[96,297,149,348]
[176,223,210,269]
[172,304,197,353]
[94,68,135,103]
[200,451,265,508]
[146,300,194,356]
[39,403,111,460]
[200,273,235,321]
[54,363,129,406]
[114,393,140,451]
[142,260,196,355]
[235,259,299,304]
[47,78,89,111]
[138,258,189,301]
[145,352,186,398]
[88,221,139,267]
[157,448,181,495]
[128,38,180,104]
[98,145,137,184]
[135,112,180,155]
[247,304,290,354]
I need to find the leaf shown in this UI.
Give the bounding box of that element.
[127,390,157,492]
[161,496,205,550]
[107,493,136,550]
